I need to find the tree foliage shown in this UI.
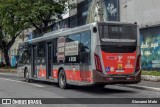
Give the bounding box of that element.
[18,0,68,34]
[0,0,28,66]
[0,0,68,66]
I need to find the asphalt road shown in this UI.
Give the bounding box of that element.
[0,73,160,107]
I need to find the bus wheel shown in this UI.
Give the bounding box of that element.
[58,69,67,89]
[25,69,30,82]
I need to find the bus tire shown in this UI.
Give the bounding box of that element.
[58,69,67,89]
[25,69,30,82]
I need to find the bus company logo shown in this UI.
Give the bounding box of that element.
[106,56,117,60]
[2,99,11,104]
[110,67,114,72]
[117,55,123,62]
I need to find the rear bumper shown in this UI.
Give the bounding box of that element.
[92,70,141,85]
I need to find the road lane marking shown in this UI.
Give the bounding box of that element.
[0,78,45,88]
[118,84,160,92]
[0,73,18,76]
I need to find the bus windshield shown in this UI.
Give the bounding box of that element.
[100,25,137,43]
[17,43,30,64]
[99,24,138,53]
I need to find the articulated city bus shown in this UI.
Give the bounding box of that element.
[17,21,141,89]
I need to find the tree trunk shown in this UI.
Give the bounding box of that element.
[4,49,11,66]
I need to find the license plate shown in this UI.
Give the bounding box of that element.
[116,70,124,72]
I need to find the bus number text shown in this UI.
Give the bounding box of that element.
[69,57,76,62]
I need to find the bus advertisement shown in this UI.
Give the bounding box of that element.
[17,21,141,89]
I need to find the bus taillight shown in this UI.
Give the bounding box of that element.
[94,53,102,72]
[136,55,141,72]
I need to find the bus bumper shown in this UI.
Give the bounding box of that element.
[92,70,141,85]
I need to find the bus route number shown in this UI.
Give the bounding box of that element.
[69,57,76,62]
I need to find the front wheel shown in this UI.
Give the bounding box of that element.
[58,69,68,89]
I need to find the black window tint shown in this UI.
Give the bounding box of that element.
[37,42,45,64]
[80,31,91,64]
[22,51,29,64]
[100,26,108,39]
[53,38,58,63]
[100,25,137,40]
[67,34,80,42]
[18,50,29,64]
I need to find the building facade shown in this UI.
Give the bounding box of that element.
[51,0,120,31]
[120,0,160,70]
[0,29,31,67]
[68,0,160,70]
[69,0,120,26]
[38,0,160,70]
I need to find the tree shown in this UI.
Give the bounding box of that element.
[0,0,68,66]
[0,0,28,66]
[18,0,68,34]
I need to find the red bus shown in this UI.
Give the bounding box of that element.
[17,21,141,89]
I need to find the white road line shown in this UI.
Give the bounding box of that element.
[118,84,160,92]
[0,78,45,88]
[129,85,160,92]
[0,72,18,76]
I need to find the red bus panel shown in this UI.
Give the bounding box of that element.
[101,51,137,75]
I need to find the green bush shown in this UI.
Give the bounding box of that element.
[142,71,160,76]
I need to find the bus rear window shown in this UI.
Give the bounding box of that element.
[100,25,137,40]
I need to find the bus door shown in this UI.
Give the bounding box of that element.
[46,42,53,79]
[32,45,37,78]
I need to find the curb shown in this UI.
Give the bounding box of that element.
[118,84,160,92]
[142,75,160,82]
[0,69,17,73]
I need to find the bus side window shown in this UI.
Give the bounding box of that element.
[80,31,91,64]
[17,50,23,64]
[22,51,29,64]
[37,42,46,64]
[53,38,58,63]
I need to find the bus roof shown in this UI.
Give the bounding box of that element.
[28,21,136,44]
[29,23,92,44]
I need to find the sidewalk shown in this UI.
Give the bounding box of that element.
[137,80,160,88]
[142,75,160,82]
[119,80,160,92]
[0,68,17,73]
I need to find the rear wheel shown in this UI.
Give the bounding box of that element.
[58,69,67,89]
[25,69,30,82]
